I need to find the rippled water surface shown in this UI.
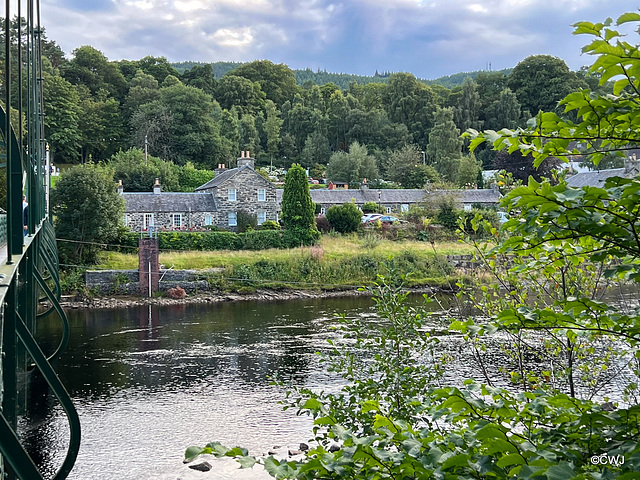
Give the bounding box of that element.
[27,296,401,480]
[28,288,636,479]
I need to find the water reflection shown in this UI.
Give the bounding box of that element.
[27,296,386,479]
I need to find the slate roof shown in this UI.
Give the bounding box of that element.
[565,168,627,188]
[275,188,500,205]
[123,192,217,213]
[194,165,272,191]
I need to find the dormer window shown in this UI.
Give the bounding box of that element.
[228,189,237,201]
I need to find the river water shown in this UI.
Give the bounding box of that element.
[24,289,637,479]
[27,295,446,480]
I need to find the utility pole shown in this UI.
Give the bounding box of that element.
[144,134,148,165]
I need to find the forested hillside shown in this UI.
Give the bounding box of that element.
[172,60,512,90]
[1,18,611,190]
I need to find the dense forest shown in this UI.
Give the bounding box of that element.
[0,18,615,190]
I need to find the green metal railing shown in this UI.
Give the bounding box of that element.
[0,1,80,479]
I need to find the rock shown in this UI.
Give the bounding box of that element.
[188,461,212,472]
[329,444,340,453]
[268,450,278,455]
[288,449,303,456]
[602,401,616,411]
[299,443,309,451]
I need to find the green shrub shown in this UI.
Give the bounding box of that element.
[326,202,362,233]
[258,220,280,230]
[361,201,382,214]
[236,210,257,233]
[239,230,283,250]
[460,208,499,236]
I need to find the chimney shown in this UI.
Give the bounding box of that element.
[215,163,226,176]
[237,151,255,169]
[328,181,334,190]
[117,179,123,195]
[153,178,161,194]
[360,178,369,190]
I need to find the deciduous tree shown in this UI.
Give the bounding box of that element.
[52,163,124,265]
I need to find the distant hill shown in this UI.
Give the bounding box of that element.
[171,61,513,90]
[172,61,244,78]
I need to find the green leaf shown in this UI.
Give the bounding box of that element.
[184,446,204,462]
[545,463,575,480]
[496,453,526,468]
[617,12,640,25]
[238,456,257,469]
[441,453,470,470]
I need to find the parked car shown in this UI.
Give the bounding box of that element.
[379,215,401,223]
[361,214,383,223]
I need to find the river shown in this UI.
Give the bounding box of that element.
[24,287,636,479]
[27,295,447,480]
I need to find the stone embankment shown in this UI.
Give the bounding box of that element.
[65,255,477,309]
[60,285,445,309]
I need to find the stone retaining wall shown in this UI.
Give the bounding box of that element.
[86,269,210,295]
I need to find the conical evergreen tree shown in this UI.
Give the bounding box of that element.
[426,107,463,182]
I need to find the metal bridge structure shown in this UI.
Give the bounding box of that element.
[0,1,80,479]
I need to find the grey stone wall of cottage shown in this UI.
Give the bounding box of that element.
[126,211,215,232]
[210,169,278,231]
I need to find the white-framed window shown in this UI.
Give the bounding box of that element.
[257,211,266,225]
[228,189,237,201]
[401,204,409,213]
[257,188,266,201]
[123,214,129,226]
[386,206,392,214]
[464,204,472,211]
[172,213,182,228]
[228,212,237,227]
[144,213,154,229]
[205,215,213,226]
[320,207,326,215]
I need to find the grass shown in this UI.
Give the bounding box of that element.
[96,235,475,272]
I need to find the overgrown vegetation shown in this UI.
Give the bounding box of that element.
[185,11,640,478]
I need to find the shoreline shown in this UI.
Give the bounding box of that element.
[60,285,451,310]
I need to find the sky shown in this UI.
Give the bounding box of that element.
[36,0,637,80]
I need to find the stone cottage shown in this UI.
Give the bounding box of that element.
[122,152,278,232]
[194,151,278,228]
[122,179,217,231]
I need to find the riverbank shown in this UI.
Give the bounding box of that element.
[60,284,451,309]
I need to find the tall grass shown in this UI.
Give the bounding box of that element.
[94,237,473,291]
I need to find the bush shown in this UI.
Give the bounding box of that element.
[258,220,280,230]
[326,202,362,233]
[361,201,382,214]
[239,230,283,250]
[460,208,499,236]
[282,226,320,248]
[435,197,461,231]
[315,216,331,233]
[236,210,257,233]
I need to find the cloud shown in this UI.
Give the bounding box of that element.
[40,0,636,78]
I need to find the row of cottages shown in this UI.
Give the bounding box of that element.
[299,182,500,216]
[121,152,501,232]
